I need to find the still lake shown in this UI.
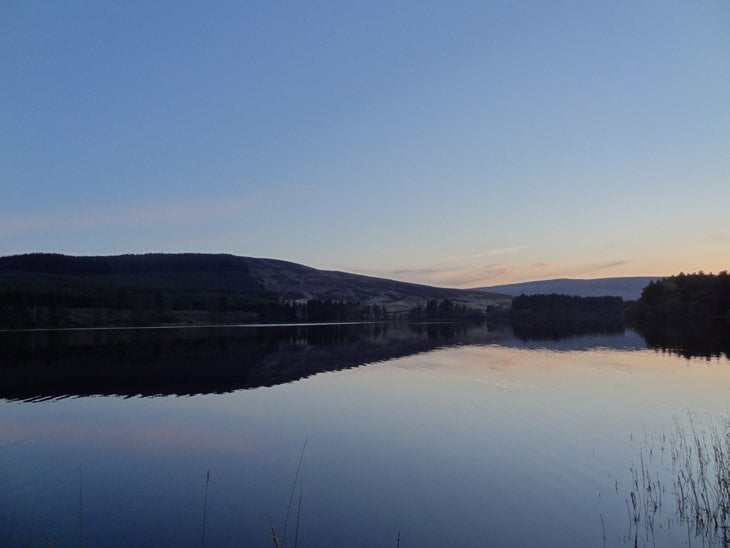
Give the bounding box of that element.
[1,322,729,547]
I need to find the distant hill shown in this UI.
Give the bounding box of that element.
[474,277,662,301]
[0,253,510,327]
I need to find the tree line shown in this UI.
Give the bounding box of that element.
[0,284,391,328]
[407,299,486,321]
[0,252,259,276]
[626,271,730,322]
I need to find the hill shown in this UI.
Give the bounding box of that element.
[626,271,730,322]
[244,256,508,311]
[474,276,661,301]
[0,253,510,328]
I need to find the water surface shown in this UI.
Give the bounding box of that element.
[1,323,728,546]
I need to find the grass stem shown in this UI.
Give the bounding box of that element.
[201,469,210,547]
[282,435,309,546]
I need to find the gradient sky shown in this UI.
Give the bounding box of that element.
[2,1,729,287]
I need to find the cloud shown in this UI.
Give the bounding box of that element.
[584,260,629,272]
[391,267,439,276]
[0,195,257,237]
[353,252,639,289]
[451,246,531,261]
[598,260,628,269]
[353,246,545,288]
[480,246,531,258]
[379,257,632,288]
[376,263,520,289]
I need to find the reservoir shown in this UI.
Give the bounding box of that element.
[1,322,728,547]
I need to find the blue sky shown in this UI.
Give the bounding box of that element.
[2,1,729,287]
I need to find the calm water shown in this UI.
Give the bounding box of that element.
[1,322,729,547]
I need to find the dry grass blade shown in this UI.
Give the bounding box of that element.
[282,435,309,546]
[201,469,210,547]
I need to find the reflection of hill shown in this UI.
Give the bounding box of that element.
[630,319,730,360]
[0,323,509,402]
[3,320,725,402]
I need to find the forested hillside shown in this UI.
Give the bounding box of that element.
[626,272,730,321]
[0,253,508,328]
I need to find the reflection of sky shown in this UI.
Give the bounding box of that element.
[1,339,729,546]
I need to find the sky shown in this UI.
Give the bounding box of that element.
[2,1,729,288]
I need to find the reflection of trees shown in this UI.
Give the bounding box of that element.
[3,317,727,402]
[408,322,468,341]
[0,322,493,402]
[512,317,626,341]
[493,294,628,342]
[630,318,730,360]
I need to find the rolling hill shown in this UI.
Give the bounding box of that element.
[0,253,510,327]
[243,256,510,311]
[474,276,662,301]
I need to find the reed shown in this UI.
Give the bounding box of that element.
[201,469,210,547]
[271,436,309,548]
[282,435,308,546]
[294,485,303,548]
[621,412,730,547]
[78,463,84,548]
